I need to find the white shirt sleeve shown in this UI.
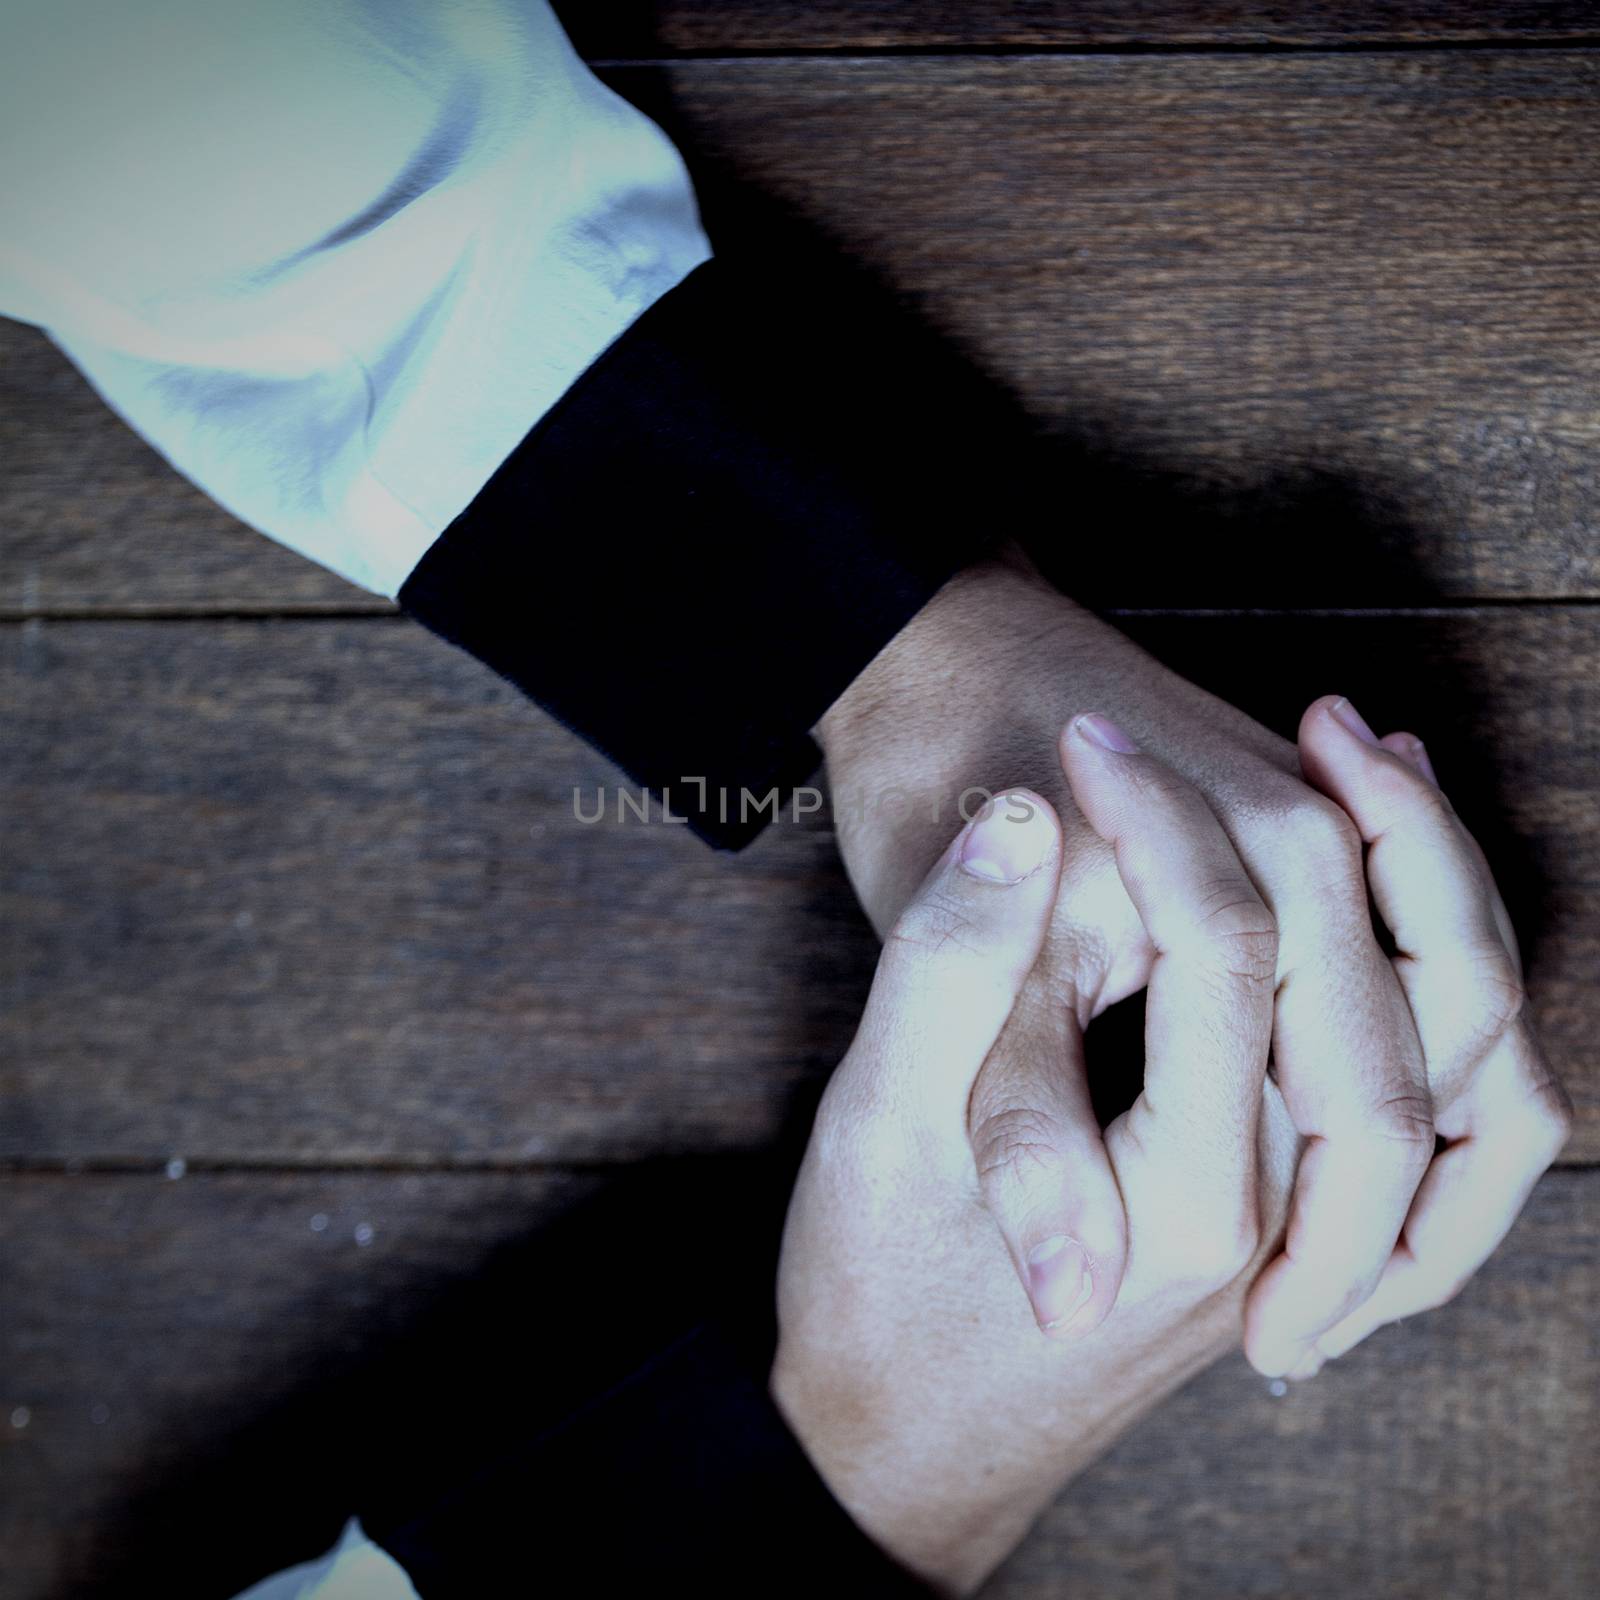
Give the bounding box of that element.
[229,1520,418,1600]
[0,0,712,595]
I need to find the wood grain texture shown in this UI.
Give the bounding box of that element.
[0,1167,1593,1599]
[558,2,1600,57]
[6,51,1597,610]
[990,1169,1600,1600]
[4,610,1595,1165]
[646,51,1600,603]
[0,1169,604,1600]
[0,617,877,1165]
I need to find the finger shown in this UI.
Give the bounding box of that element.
[1277,700,1572,1369]
[853,791,1062,1119]
[1289,1027,1571,1373]
[1061,714,1276,1212]
[1372,722,1521,981]
[967,960,1127,1338]
[1302,698,1516,1057]
[1379,729,1438,786]
[1241,702,1435,1376]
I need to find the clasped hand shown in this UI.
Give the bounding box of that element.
[777,680,1569,1593]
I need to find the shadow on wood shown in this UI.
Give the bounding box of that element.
[57,1149,805,1599]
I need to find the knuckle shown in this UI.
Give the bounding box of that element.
[1369,1089,1437,1157]
[1288,793,1364,859]
[1463,941,1528,1039]
[970,1103,1064,1194]
[880,924,932,969]
[884,896,985,968]
[1192,879,1280,985]
[1518,1073,1575,1160]
[1271,795,1365,887]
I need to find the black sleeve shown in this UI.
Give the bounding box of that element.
[397,253,1009,849]
[375,1320,931,1597]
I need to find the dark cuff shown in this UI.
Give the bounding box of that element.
[398,255,1003,848]
[378,1321,930,1596]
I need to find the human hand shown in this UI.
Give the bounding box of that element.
[816,553,1562,1372]
[1256,697,1572,1375]
[773,731,1300,1594]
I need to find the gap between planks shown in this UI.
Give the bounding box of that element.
[584,39,1600,66]
[2,600,1595,625]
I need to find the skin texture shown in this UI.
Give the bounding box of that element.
[773,737,1302,1594]
[776,711,1570,1592]
[815,555,1570,1375]
[1272,698,1572,1372]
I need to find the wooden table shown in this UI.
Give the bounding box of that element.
[2,5,1596,1595]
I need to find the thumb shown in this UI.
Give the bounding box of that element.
[968,991,1128,1338]
[850,791,1062,1121]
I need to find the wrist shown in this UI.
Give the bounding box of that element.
[769,1348,1019,1596]
[816,551,1074,763]
[815,555,1100,930]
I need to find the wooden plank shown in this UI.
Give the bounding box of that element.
[0,1166,1593,1598]
[5,51,1597,611]
[559,2,1600,57]
[0,616,879,1164]
[0,1168,603,1600]
[992,1168,1600,1599]
[3,610,1595,1165]
[647,52,1600,604]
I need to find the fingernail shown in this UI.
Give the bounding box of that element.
[1328,697,1379,746]
[1027,1236,1093,1333]
[1075,713,1140,754]
[1409,737,1439,786]
[958,793,1052,884]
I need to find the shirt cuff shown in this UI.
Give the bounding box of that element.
[398,253,1003,848]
